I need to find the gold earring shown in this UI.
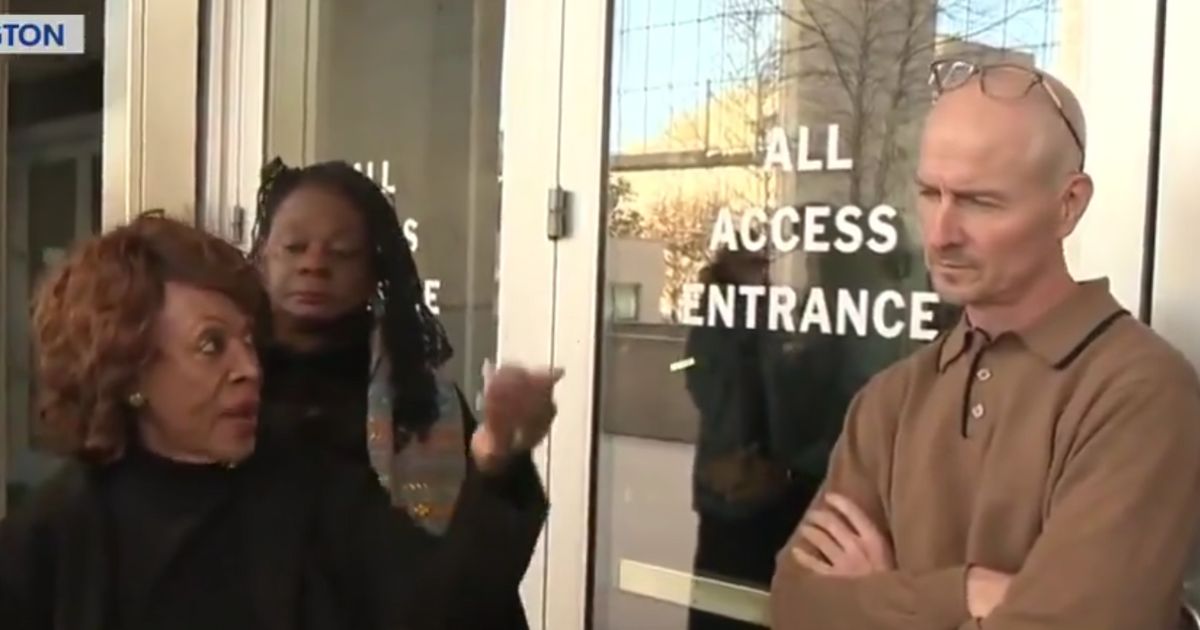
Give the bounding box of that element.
[128,392,146,408]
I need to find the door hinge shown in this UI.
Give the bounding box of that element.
[546,186,571,240]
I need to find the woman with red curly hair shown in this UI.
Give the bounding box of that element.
[0,213,547,630]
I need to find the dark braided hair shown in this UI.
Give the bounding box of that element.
[250,157,453,433]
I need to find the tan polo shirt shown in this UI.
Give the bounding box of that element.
[770,279,1200,629]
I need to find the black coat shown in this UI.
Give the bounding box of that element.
[0,434,547,630]
[257,334,543,629]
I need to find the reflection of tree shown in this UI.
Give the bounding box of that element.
[608,177,644,238]
[770,0,1050,208]
[710,0,1052,209]
[606,0,1053,316]
[649,194,725,320]
[608,184,725,320]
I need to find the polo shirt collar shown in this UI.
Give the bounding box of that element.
[936,279,1127,372]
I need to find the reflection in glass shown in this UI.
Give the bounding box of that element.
[610,283,643,322]
[593,0,1068,627]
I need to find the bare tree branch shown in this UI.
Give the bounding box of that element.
[804,6,859,100]
[607,0,1054,313]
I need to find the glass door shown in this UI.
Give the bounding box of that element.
[262,0,514,414]
[545,0,1166,628]
[206,0,565,625]
[0,0,202,519]
[215,0,564,425]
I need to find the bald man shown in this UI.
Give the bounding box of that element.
[769,62,1200,629]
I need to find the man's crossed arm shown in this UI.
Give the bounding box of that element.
[770,378,1200,630]
[781,492,1011,624]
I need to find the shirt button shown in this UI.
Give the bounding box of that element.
[971,403,985,419]
[977,368,992,382]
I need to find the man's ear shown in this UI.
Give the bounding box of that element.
[1056,172,1093,239]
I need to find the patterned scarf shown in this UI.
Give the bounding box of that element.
[365,302,466,535]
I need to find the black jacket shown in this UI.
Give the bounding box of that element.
[256,334,542,628]
[0,435,546,630]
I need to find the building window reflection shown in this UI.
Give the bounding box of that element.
[610,283,644,322]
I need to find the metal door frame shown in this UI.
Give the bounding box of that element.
[1149,0,1200,606]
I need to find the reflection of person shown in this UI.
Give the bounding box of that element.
[0,215,548,629]
[685,247,851,630]
[251,158,556,628]
[770,61,1200,629]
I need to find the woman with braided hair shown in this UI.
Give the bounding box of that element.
[251,157,557,629]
